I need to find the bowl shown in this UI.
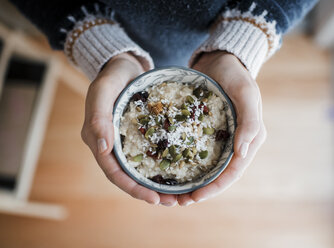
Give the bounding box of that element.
[112,66,236,194]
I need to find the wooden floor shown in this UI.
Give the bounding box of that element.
[0,35,333,248]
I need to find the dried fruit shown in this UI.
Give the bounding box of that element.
[199,150,208,159]
[131,91,149,102]
[203,105,209,115]
[132,154,143,162]
[160,159,171,170]
[215,130,230,141]
[146,150,158,159]
[157,139,168,151]
[203,127,215,135]
[139,127,146,135]
[193,87,204,98]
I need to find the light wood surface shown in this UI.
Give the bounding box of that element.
[0,35,333,248]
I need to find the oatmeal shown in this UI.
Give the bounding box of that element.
[119,81,229,184]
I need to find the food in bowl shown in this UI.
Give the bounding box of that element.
[119,81,230,185]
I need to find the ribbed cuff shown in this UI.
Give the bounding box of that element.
[66,22,154,80]
[189,20,275,79]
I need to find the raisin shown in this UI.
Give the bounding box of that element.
[150,175,165,184]
[190,106,196,120]
[150,175,178,185]
[203,105,209,115]
[157,139,169,152]
[139,127,146,135]
[163,118,170,130]
[146,150,158,159]
[164,178,178,186]
[131,91,149,102]
[215,130,230,141]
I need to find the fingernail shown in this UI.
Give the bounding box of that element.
[197,198,206,203]
[239,142,249,158]
[160,202,176,207]
[184,200,194,206]
[97,138,108,153]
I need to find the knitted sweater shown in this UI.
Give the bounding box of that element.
[10,0,317,79]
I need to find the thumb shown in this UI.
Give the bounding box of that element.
[231,83,261,159]
[81,53,144,157]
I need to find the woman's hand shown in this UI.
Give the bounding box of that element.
[81,53,177,206]
[178,51,267,206]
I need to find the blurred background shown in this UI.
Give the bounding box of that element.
[0,0,333,247]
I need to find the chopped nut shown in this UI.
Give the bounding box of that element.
[136,106,142,112]
[179,161,185,169]
[202,98,208,103]
[152,102,164,115]
[181,132,186,140]
[208,111,213,116]
[131,118,138,124]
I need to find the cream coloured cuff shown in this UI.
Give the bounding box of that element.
[189,4,281,79]
[64,18,154,80]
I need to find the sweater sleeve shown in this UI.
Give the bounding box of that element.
[189,0,318,78]
[9,0,154,80]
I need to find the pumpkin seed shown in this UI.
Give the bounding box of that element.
[182,148,190,157]
[199,150,208,159]
[140,118,149,125]
[173,154,182,162]
[181,109,191,116]
[203,127,215,135]
[186,136,194,145]
[132,154,143,162]
[159,159,171,170]
[168,125,176,132]
[162,148,169,158]
[145,127,155,139]
[169,145,177,157]
[198,114,204,121]
[175,115,186,121]
[186,95,195,104]
[181,132,186,140]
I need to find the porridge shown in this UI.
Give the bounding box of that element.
[119,81,230,185]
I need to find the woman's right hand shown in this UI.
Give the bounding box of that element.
[81,53,178,206]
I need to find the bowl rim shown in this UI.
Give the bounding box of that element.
[112,66,237,194]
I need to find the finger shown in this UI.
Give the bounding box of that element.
[190,124,265,202]
[159,194,178,207]
[227,82,261,159]
[190,100,266,203]
[97,153,160,205]
[177,194,195,206]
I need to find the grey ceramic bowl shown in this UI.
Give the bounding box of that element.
[113,66,236,194]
